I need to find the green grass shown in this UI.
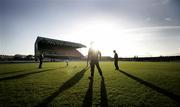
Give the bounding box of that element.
[0,61,180,107]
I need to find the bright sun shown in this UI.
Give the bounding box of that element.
[67,18,144,57]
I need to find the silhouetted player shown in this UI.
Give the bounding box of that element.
[113,50,119,70]
[66,59,69,67]
[87,43,103,80]
[39,53,43,69]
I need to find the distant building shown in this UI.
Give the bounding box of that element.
[101,56,113,61]
[14,54,26,60]
[34,36,86,60]
[0,55,14,61]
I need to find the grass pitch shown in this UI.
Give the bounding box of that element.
[0,61,180,107]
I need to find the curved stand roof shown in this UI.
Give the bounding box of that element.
[35,36,86,48]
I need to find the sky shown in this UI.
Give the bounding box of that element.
[0,0,180,57]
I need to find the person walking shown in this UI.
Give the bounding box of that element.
[87,42,103,80]
[113,50,119,70]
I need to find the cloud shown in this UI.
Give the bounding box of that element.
[176,48,180,55]
[161,0,170,5]
[179,48,180,53]
[145,17,151,22]
[165,17,172,21]
[122,26,180,33]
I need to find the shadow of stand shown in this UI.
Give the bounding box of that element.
[35,67,89,107]
[118,69,180,105]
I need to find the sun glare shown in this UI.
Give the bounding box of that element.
[67,18,145,57]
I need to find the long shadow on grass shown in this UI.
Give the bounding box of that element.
[35,67,89,107]
[118,69,180,104]
[82,76,108,107]
[0,65,68,76]
[100,76,108,107]
[0,67,66,81]
[0,68,36,75]
[82,79,93,107]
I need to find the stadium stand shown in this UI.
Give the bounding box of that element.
[34,36,86,60]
